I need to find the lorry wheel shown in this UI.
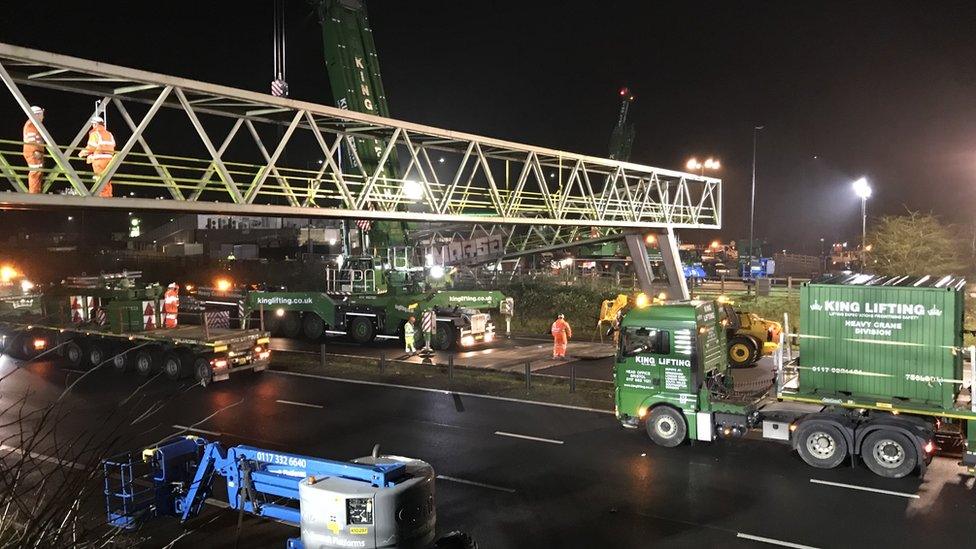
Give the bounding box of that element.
[163,352,187,380]
[796,424,848,469]
[728,336,759,368]
[861,430,918,479]
[193,356,213,386]
[280,312,302,339]
[349,317,376,344]
[134,349,160,377]
[302,313,325,340]
[646,406,687,447]
[63,340,88,369]
[19,332,41,360]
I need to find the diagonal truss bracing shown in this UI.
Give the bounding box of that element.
[0,42,720,230]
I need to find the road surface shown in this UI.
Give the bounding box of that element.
[1,352,973,548]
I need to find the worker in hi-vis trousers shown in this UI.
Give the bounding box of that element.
[79,115,115,197]
[551,313,572,359]
[22,106,45,193]
[404,315,417,355]
[163,283,180,328]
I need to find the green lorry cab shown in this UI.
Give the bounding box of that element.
[615,275,976,480]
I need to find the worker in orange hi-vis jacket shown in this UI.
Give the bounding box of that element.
[78,115,115,197]
[551,313,572,359]
[22,106,46,194]
[163,283,180,328]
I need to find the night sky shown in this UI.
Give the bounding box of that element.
[3,1,976,254]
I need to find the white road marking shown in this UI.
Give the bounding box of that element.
[494,431,564,445]
[276,399,323,409]
[436,474,516,493]
[172,424,222,437]
[268,369,613,415]
[736,532,820,549]
[809,478,919,499]
[0,444,86,470]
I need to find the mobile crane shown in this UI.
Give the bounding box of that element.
[103,435,444,548]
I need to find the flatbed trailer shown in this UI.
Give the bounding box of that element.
[0,319,270,385]
[0,273,270,385]
[614,275,976,479]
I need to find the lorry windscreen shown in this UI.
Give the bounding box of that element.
[621,327,670,357]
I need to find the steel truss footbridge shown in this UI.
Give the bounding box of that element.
[0,43,721,297]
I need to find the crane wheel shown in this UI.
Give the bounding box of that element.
[349,317,376,344]
[280,312,302,339]
[302,313,325,340]
[433,323,457,351]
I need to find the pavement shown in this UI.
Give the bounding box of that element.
[1,350,975,548]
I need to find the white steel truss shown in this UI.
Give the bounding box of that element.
[0,42,721,230]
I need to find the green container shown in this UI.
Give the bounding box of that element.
[799,277,964,409]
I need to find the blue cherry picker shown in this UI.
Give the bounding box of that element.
[102,435,462,548]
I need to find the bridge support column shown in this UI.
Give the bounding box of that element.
[624,227,689,301]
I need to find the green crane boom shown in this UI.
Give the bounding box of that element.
[608,86,636,161]
[314,0,404,248]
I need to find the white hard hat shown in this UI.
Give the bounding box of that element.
[558,313,565,319]
[30,106,43,114]
[90,115,104,124]
[168,282,178,289]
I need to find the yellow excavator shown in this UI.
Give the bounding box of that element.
[598,293,780,367]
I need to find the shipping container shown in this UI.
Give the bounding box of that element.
[799,276,965,410]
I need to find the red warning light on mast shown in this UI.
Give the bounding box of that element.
[618,87,635,102]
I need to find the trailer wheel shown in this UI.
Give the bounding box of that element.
[861,430,918,479]
[349,317,376,344]
[728,336,759,367]
[162,351,189,380]
[134,348,160,377]
[112,347,131,372]
[646,406,687,447]
[63,340,87,369]
[86,340,110,367]
[280,312,302,339]
[302,313,325,340]
[193,356,213,386]
[796,424,848,469]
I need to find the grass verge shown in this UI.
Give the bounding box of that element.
[272,352,614,412]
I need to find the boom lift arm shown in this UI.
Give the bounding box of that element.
[104,435,437,548]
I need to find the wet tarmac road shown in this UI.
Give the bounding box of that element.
[1,352,974,548]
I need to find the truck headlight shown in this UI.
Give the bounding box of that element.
[347,497,373,525]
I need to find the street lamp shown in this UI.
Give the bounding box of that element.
[749,125,764,272]
[852,177,871,263]
[685,157,720,176]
